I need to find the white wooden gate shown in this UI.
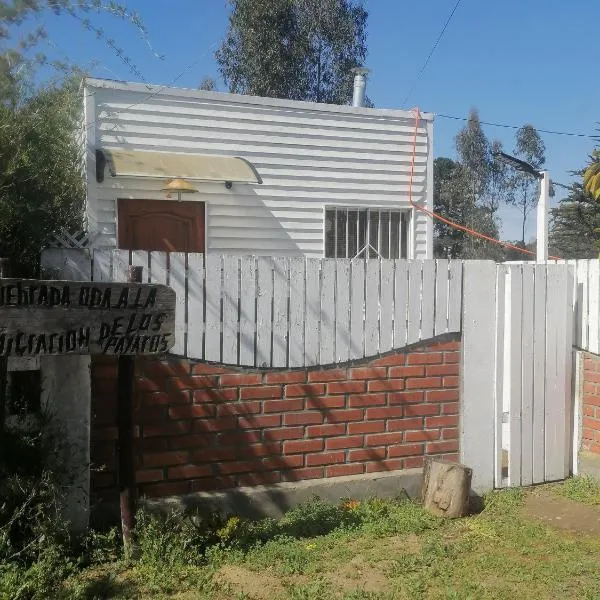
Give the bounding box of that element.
[462,262,575,490]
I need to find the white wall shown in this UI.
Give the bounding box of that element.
[84,79,434,258]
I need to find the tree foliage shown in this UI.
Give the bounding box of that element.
[216,0,368,104]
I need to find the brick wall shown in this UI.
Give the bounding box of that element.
[582,352,600,453]
[91,336,460,502]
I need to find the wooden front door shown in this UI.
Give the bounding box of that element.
[117,199,205,252]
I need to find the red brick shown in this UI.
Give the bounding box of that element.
[263,427,305,441]
[238,414,282,428]
[237,472,282,486]
[190,363,229,375]
[444,351,460,364]
[582,416,600,429]
[366,406,404,419]
[348,393,386,407]
[368,380,405,392]
[586,371,600,384]
[442,428,458,440]
[145,391,190,405]
[442,401,459,415]
[264,371,307,384]
[583,382,599,395]
[146,360,189,377]
[190,476,236,492]
[405,430,440,442]
[193,388,238,403]
[263,455,304,470]
[193,418,237,433]
[283,467,324,481]
[306,452,345,466]
[169,405,216,419]
[583,405,595,417]
[349,367,387,380]
[429,341,460,351]
[404,456,425,468]
[308,369,346,382]
[326,409,364,423]
[220,373,262,386]
[365,432,403,446]
[286,383,326,397]
[167,435,214,450]
[263,398,304,413]
[426,415,459,428]
[218,460,263,475]
[442,453,459,463]
[327,464,364,477]
[328,381,366,394]
[403,404,440,417]
[135,406,167,423]
[584,395,600,407]
[349,447,386,461]
[407,352,443,365]
[141,481,190,498]
[388,365,425,377]
[217,430,262,445]
[188,376,220,389]
[427,389,459,402]
[427,440,458,453]
[366,459,404,472]
[371,354,406,367]
[306,396,346,409]
[144,451,189,468]
[284,439,324,454]
[168,464,213,479]
[443,376,460,387]
[348,421,385,434]
[135,469,164,483]
[426,364,460,376]
[388,444,424,458]
[92,362,118,378]
[388,391,425,405]
[136,378,162,392]
[284,412,324,426]
[240,386,282,400]
[406,377,442,389]
[325,435,363,450]
[191,447,237,462]
[244,443,282,457]
[216,402,262,416]
[144,422,192,437]
[307,424,347,437]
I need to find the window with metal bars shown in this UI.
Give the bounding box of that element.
[324,208,410,259]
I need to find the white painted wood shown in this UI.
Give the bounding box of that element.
[577,260,589,349]
[204,254,222,362]
[588,260,599,355]
[304,259,321,366]
[393,260,408,349]
[365,260,380,356]
[520,264,535,486]
[112,249,129,282]
[563,266,575,477]
[545,265,569,481]
[461,261,497,492]
[186,253,204,360]
[532,265,547,484]
[255,257,273,367]
[84,78,433,259]
[420,260,435,340]
[169,252,187,356]
[349,260,365,359]
[407,260,422,344]
[272,257,289,368]
[448,261,463,332]
[288,258,305,367]
[434,259,449,336]
[379,261,394,353]
[494,265,506,488]
[507,266,523,487]
[222,255,240,365]
[92,249,112,282]
[319,260,335,365]
[335,260,350,362]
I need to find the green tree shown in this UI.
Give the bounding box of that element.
[216,0,368,104]
[508,124,545,244]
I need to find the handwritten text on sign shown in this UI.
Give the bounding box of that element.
[0,280,176,356]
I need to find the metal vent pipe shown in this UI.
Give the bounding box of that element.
[352,67,370,107]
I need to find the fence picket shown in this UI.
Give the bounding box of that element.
[577,260,589,349]
[289,258,305,368]
[186,253,204,360]
[365,260,380,356]
[205,254,222,362]
[393,260,408,349]
[112,249,130,281]
[379,261,394,354]
[272,257,289,368]
[448,261,463,332]
[169,253,187,356]
[304,259,320,366]
[421,260,435,340]
[532,265,547,484]
[407,260,422,345]
[93,249,112,282]
[494,265,506,488]
[239,256,256,366]
[335,260,350,363]
[222,256,240,365]
[588,261,599,354]
[434,259,449,336]
[256,257,273,367]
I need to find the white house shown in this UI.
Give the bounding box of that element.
[82,77,434,259]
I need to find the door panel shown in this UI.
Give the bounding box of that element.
[117,199,205,252]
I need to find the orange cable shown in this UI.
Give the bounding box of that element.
[408,108,560,260]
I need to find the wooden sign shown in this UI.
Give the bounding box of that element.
[0,279,176,357]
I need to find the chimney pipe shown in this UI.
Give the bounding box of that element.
[352,67,370,108]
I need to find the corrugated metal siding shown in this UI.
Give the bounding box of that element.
[85,80,433,258]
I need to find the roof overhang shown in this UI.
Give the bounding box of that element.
[95,149,262,185]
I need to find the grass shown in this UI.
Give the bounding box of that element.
[6,480,600,599]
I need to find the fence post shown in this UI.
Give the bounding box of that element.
[118,265,142,554]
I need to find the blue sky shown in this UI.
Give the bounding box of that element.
[34,0,599,240]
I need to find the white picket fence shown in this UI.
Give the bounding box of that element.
[84,250,464,367]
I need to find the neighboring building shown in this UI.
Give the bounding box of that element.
[82,77,434,258]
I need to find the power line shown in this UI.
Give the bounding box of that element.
[436,112,598,140]
[402,0,462,107]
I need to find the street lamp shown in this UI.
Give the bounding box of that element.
[494,151,550,263]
